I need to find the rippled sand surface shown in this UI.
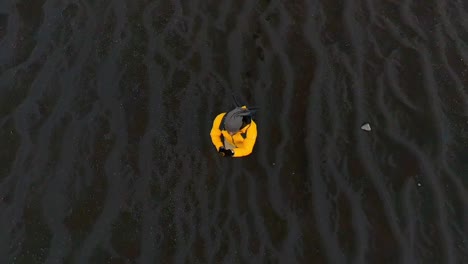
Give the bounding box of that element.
[1,0,467,263]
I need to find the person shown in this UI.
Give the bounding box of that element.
[210,106,257,157]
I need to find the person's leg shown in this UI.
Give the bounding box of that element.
[223,138,236,150]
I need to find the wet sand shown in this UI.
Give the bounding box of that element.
[0,0,467,263]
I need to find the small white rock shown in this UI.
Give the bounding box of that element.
[417,183,422,187]
[361,123,371,131]
[272,163,275,166]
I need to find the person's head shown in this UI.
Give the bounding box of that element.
[224,107,253,135]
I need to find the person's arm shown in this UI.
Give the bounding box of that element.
[210,113,225,151]
[232,121,257,157]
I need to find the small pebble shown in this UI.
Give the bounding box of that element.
[417,183,422,187]
[361,123,371,131]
